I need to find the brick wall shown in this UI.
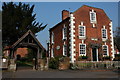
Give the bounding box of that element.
[15,48,28,57]
[49,5,114,62]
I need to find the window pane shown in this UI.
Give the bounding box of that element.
[103,45,108,55]
[63,27,67,39]
[91,13,95,20]
[52,32,54,43]
[80,44,86,54]
[64,27,67,37]
[102,29,107,38]
[64,45,67,55]
[79,26,85,36]
[91,12,95,21]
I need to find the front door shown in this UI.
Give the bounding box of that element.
[92,48,98,61]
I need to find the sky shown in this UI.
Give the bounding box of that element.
[1,2,119,49]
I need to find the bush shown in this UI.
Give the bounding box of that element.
[59,56,70,62]
[114,54,120,61]
[103,56,111,60]
[78,56,88,61]
[49,58,59,69]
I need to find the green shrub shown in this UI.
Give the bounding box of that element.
[49,58,59,69]
[115,54,120,57]
[59,56,69,62]
[78,56,88,61]
[103,56,111,60]
[114,54,120,61]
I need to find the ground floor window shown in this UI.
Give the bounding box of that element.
[79,44,86,55]
[102,45,108,56]
[63,45,67,56]
[51,48,54,57]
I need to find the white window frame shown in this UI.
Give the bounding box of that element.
[79,43,86,56]
[62,24,67,40]
[63,44,67,56]
[90,10,97,23]
[102,45,109,56]
[101,28,107,41]
[51,48,54,58]
[79,25,86,39]
[51,32,54,44]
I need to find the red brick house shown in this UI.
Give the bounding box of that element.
[49,5,115,63]
[3,47,28,58]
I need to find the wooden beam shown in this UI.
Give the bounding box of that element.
[40,49,44,59]
[37,47,39,59]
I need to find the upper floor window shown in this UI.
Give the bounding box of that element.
[63,25,67,40]
[63,44,67,56]
[51,32,54,44]
[102,45,108,56]
[79,26,86,38]
[79,44,86,55]
[90,10,97,23]
[102,28,107,41]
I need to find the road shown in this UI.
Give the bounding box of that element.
[2,69,119,78]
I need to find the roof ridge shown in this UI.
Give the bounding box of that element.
[11,30,46,50]
[73,5,103,13]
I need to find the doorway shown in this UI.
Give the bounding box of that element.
[16,47,38,70]
[92,48,98,61]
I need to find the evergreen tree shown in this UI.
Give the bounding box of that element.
[114,27,120,52]
[2,2,47,47]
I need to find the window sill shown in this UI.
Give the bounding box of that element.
[79,54,86,56]
[90,21,97,24]
[102,38,107,42]
[62,38,67,41]
[63,55,67,56]
[79,36,86,39]
[103,55,109,57]
[51,42,54,45]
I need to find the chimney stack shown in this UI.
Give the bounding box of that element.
[62,10,69,20]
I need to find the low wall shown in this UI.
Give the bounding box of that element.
[76,61,120,70]
[38,58,49,70]
[0,59,8,69]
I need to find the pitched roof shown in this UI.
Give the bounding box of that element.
[49,17,70,31]
[73,5,110,20]
[11,30,46,51]
[73,5,103,14]
[50,5,109,32]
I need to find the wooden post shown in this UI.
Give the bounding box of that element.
[9,50,12,59]
[39,50,44,70]
[37,48,40,59]
[40,50,44,59]
[36,47,39,70]
[11,50,14,59]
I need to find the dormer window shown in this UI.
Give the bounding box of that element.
[90,10,97,23]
